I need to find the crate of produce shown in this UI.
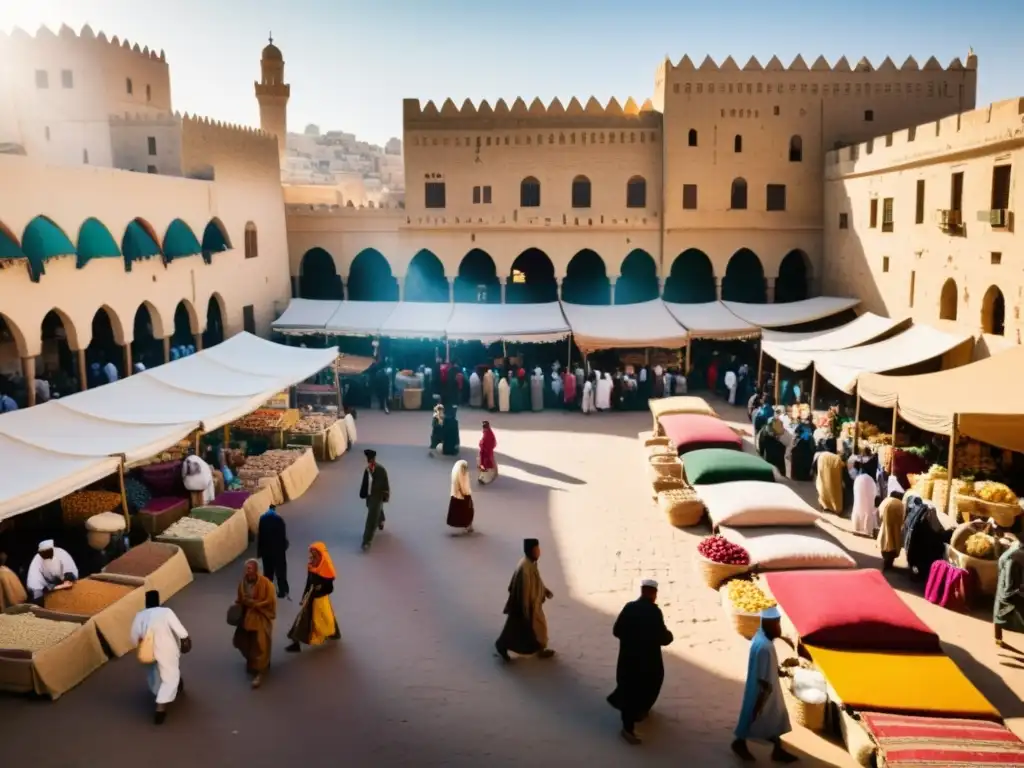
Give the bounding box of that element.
[155,507,248,573]
[720,578,776,639]
[60,490,122,526]
[0,606,107,699]
[968,482,1021,527]
[695,536,751,588]
[279,448,319,501]
[103,541,194,602]
[136,496,190,537]
[42,574,146,657]
[286,413,340,461]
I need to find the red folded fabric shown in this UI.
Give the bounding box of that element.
[658,413,741,455]
[861,711,1024,767]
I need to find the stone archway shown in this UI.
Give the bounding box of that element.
[939,278,958,321]
[561,249,610,305]
[298,247,344,300]
[132,302,163,369]
[76,218,121,268]
[203,294,225,348]
[722,248,766,303]
[664,249,716,303]
[22,215,77,281]
[172,300,198,348]
[775,249,811,303]
[348,248,398,301]
[87,306,123,381]
[982,285,1005,336]
[507,248,558,304]
[455,249,500,303]
[40,309,77,384]
[405,249,449,302]
[615,249,659,305]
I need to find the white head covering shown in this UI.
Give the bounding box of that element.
[641,578,658,589]
[450,459,470,499]
[38,539,55,552]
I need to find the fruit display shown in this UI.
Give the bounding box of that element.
[965,532,997,560]
[926,464,948,480]
[61,490,123,525]
[103,541,179,578]
[232,409,285,434]
[237,448,305,477]
[978,482,1018,505]
[289,413,338,434]
[726,579,776,614]
[0,613,81,652]
[161,517,220,539]
[43,579,134,615]
[697,535,751,565]
[840,420,883,441]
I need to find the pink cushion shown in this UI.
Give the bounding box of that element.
[659,413,742,455]
[212,491,251,510]
[764,569,940,653]
[141,497,187,515]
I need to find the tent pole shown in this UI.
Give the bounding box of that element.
[685,338,692,375]
[644,347,650,366]
[445,338,450,364]
[809,369,818,410]
[334,356,343,413]
[890,405,899,472]
[117,455,131,533]
[756,346,764,391]
[773,361,780,403]
[853,393,862,449]
[944,414,959,517]
[566,333,572,371]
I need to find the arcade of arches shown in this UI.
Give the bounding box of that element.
[0,295,226,407]
[295,246,812,306]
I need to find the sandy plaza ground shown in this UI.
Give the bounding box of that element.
[1,399,1022,767]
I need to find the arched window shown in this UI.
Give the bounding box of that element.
[687,129,698,147]
[125,77,133,95]
[982,285,1005,336]
[789,135,803,162]
[626,176,647,209]
[520,176,541,208]
[244,222,258,259]
[571,175,591,208]
[939,278,958,321]
[734,134,743,153]
[730,178,748,210]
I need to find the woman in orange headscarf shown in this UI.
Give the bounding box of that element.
[285,542,340,653]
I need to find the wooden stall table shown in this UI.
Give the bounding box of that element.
[103,541,194,603]
[155,508,249,573]
[0,606,107,700]
[41,574,147,658]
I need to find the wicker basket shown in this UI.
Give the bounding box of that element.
[648,454,683,481]
[929,479,950,510]
[651,475,685,499]
[658,486,704,527]
[719,588,761,640]
[971,498,1021,528]
[695,552,750,589]
[647,444,677,459]
[641,432,672,448]
[783,682,826,731]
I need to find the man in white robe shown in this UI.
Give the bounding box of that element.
[596,372,612,411]
[498,375,511,412]
[469,370,482,408]
[130,590,190,724]
[582,376,596,414]
[26,540,78,601]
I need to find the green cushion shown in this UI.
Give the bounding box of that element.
[189,506,235,526]
[684,448,776,485]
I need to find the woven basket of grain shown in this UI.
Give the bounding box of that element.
[694,552,750,589]
[719,588,761,640]
[782,682,826,731]
[908,475,934,501]
[929,479,949,510]
[651,475,685,500]
[970,498,1020,528]
[658,486,704,527]
[648,454,683,480]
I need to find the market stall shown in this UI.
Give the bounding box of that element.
[322,300,399,337]
[444,301,570,343]
[155,507,249,573]
[761,313,909,373]
[41,573,146,657]
[662,301,758,339]
[271,298,342,334]
[379,301,454,340]
[723,296,861,328]
[286,413,344,461]
[560,300,690,352]
[102,541,194,602]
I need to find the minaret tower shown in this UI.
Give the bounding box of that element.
[254,33,290,167]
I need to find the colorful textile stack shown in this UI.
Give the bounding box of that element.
[860,712,1024,767]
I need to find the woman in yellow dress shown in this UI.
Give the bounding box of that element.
[285,542,340,653]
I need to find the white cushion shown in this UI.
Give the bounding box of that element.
[85,511,127,533]
[719,525,856,571]
[696,481,820,528]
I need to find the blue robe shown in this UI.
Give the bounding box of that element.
[735,627,791,742]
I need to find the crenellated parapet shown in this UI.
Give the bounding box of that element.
[0,23,167,63]
[659,52,976,75]
[403,96,661,131]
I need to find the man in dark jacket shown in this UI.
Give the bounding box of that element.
[607,579,674,745]
[359,449,390,552]
[256,506,289,599]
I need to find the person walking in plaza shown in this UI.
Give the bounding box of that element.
[285,542,340,653]
[130,590,191,725]
[495,538,555,661]
[478,420,498,485]
[731,606,797,763]
[446,460,475,534]
[257,506,289,599]
[429,404,445,456]
[607,579,674,745]
[232,559,276,688]
[359,449,390,552]
[994,536,1024,649]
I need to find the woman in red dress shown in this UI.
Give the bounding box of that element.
[478,420,498,485]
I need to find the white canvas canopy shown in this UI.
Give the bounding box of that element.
[272,299,342,334]
[560,300,689,351]
[0,334,339,521]
[723,297,860,328]
[811,325,974,394]
[323,301,398,336]
[663,301,758,339]
[445,301,570,343]
[378,301,454,339]
[761,313,909,371]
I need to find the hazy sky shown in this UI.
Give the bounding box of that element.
[2,0,1021,146]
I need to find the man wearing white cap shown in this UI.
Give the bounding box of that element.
[732,605,797,763]
[607,579,674,745]
[25,540,79,601]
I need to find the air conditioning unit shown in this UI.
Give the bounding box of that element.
[938,209,962,230]
[989,208,1008,228]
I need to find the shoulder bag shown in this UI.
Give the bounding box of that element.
[136,629,156,664]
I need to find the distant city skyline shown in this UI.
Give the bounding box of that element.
[2,0,1022,147]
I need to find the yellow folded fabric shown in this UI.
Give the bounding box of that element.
[805,644,999,720]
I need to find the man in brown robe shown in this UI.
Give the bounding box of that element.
[495,538,555,661]
[233,559,276,689]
